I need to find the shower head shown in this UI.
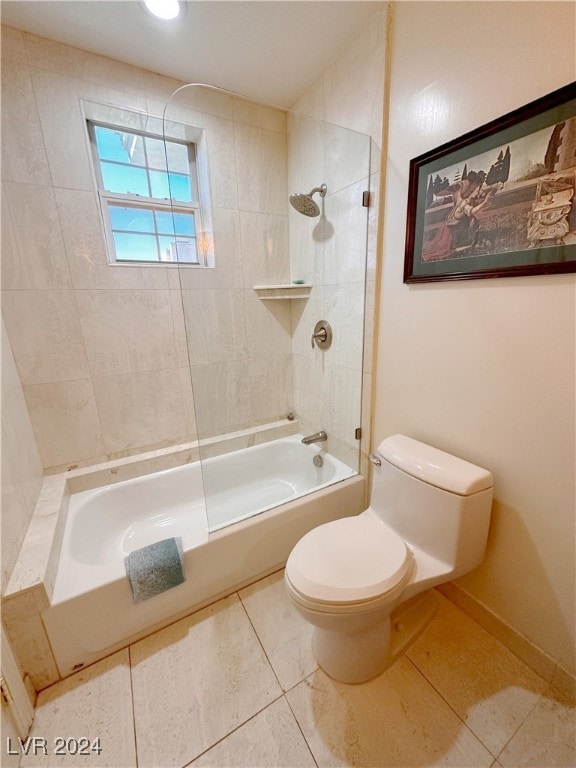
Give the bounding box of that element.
[289,184,327,217]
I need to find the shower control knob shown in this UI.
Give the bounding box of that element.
[311,320,332,350]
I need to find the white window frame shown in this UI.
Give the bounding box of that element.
[82,100,214,269]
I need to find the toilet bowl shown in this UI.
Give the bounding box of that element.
[284,434,493,683]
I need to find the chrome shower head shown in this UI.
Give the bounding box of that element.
[289,183,327,217]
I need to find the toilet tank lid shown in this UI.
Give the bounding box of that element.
[377,435,493,496]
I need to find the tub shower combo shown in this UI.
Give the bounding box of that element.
[9,84,374,677]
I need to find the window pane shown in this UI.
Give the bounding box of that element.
[158,236,198,263]
[101,162,149,196]
[113,232,159,261]
[95,126,144,165]
[144,136,190,175]
[150,170,191,202]
[155,210,195,236]
[109,205,155,233]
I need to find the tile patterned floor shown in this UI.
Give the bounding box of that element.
[19,571,575,768]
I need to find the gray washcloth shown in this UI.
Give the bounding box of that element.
[125,537,185,603]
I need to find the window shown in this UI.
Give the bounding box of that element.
[88,121,201,265]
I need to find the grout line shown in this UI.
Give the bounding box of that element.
[404,654,499,761]
[237,586,284,694]
[283,684,319,768]
[180,691,286,768]
[490,690,544,764]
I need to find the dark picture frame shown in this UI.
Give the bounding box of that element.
[404,82,576,283]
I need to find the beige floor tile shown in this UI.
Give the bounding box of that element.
[130,593,282,768]
[239,569,317,691]
[19,650,136,768]
[286,657,493,767]
[190,697,316,767]
[498,686,576,767]
[407,593,548,757]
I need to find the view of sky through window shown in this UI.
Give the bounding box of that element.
[91,124,198,263]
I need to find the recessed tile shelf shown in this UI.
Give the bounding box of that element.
[253,284,312,300]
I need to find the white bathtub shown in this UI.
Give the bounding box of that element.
[43,436,365,676]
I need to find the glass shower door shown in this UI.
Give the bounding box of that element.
[163,87,371,532]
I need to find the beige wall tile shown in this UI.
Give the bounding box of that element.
[1,415,32,590]
[2,290,89,385]
[243,290,292,358]
[176,366,198,439]
[24,379,103,468]
[54,188,169,290]
[2,590,60,691]
[176,207,242,291]
[321,282,366,372]
[235,123,287,215]
[287,207,323,286]
[290,74,325,120]
[232,98,287,133]
[0,319,43,590]
[323,362,363,454]
[292,354,324,430]
[92,369,193,454]
[1,319,22,406]
[1,25,27,64]
[2,182,71,290]
[2,386,43,511]
[239,211,290,287]
[290,290,322,360]
[324,121,371,195]
[197,115,238,209]
[0,60,51,185]
[30,68,147,191]
[24,31,145,94]
[323,8,386,144]
[76,289,182,376]
[323,179,370,285]
[191,355,293,437]
[144,73,234,120]
[183,289,247,365]
[29,68,94,191]
[287,111,325,198]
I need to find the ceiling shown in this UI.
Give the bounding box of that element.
[1,0,384,108]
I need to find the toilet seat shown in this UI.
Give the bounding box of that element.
[285,516,413,610]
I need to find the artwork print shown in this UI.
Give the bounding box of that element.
[404,83,576,282]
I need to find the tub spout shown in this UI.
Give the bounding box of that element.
[301,431,327,445]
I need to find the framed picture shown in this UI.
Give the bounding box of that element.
[404,82,576,283]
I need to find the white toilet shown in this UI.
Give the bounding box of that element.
[284,434,493,683]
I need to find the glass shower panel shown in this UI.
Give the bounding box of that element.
[163,86,371,533]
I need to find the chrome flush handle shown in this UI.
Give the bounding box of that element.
[369,453,381,467]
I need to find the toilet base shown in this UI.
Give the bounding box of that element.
[313,616,392,684]
[312,589,439,684]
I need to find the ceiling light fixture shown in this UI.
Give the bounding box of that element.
[143,0,181,21]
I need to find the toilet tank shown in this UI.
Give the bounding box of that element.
[370,435,494,578]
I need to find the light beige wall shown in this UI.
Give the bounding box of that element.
[289,7,388,469]
[1,318,43,592]
[377,2,575,672]
[1,26,291,471]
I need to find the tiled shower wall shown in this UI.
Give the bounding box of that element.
[1,318,43,591]
[1,25,292,472]
[289,7,387,470]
